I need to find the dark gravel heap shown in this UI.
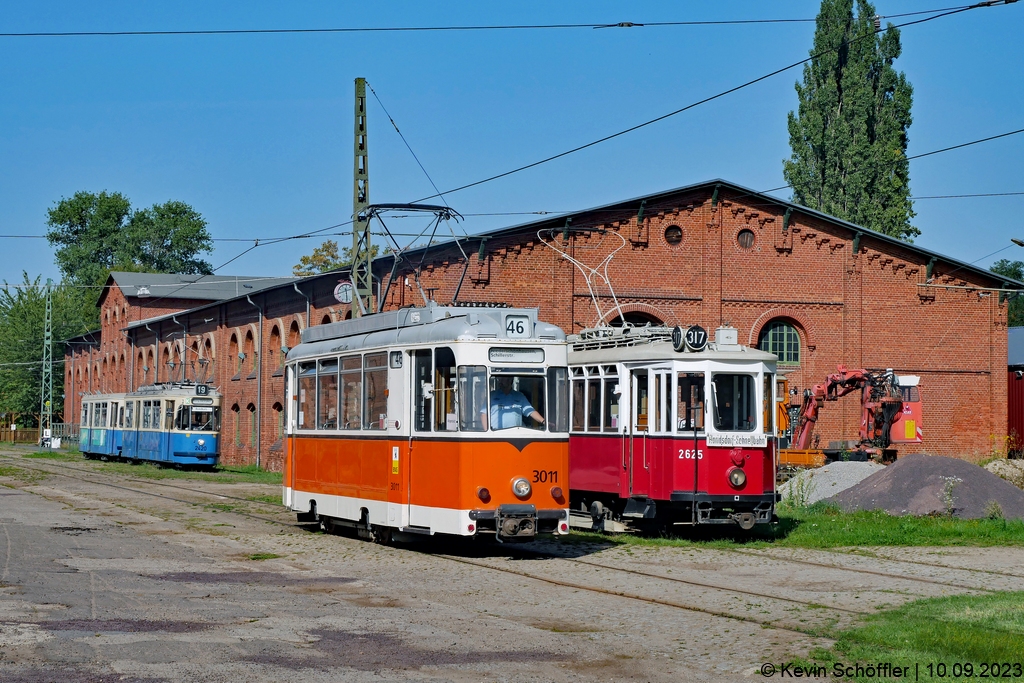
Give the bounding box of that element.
[827,453,1024,519]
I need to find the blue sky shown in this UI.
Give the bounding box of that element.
[1,1,1022,285]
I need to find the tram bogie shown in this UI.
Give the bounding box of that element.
[567,325,779,531]
[284,304,571,543]
[78,383,222,467]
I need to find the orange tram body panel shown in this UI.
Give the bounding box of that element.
[566,325,780,529]
[283,304,571,542]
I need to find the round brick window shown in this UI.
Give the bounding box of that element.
[664,225,683,246]
[737,229,755,249]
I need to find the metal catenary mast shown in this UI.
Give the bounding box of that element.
[39,278,53,444]
[351,77,372,317]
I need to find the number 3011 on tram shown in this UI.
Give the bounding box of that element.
[283,304,571,543]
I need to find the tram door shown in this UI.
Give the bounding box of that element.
[629,367,672,498]
[628,370,650,497]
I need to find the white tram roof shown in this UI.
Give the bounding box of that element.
[290,303,565,360]
[126,382,222,398]
[567,326,777,366]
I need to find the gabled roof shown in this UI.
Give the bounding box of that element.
[104,272,298,303]
[390,178,1024,289]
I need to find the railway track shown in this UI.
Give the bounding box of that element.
[0,451,1007,636]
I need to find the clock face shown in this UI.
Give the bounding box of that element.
[334,281,354,304]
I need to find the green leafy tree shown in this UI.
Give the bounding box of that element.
[992,259,1024,327]
[784,0,917,241]
[45,191,214,289]
[0,275,94,425]
[292,240,381,277]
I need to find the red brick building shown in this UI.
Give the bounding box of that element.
[65,180,1021,467]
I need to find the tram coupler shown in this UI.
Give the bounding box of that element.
[494,504,537,542]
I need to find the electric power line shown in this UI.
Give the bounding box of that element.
[409,1,1016,204]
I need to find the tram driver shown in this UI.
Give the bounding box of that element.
[484,375,546,430]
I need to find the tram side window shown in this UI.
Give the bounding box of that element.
[547,367,569,432]
[297,362,316,430]
[570,371,584,432]
[317,358,339,430]
[603,378,620,432]
[80,404,88,427]
[586,377,601,431]
[711,374,756,432]
[175,406,189,431]
[677,373,705,431]
[458,366,487,432]
[413,350,432,432]
[125,402,133,429]
[364,352,388,430]
[340,355,362,429]
[164,401,174,430]
[118,406,124,428]
[763,374,774,435]
[97,402,108,428]
[142,401,152,429]
[433,347,456,432]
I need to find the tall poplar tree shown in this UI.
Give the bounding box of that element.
[784,0,917,241]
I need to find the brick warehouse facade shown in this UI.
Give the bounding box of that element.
[64,180,1021,467]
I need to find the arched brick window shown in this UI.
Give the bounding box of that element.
[272,401,284,439]
[231,403,241,445]
[269,326,281,369]
[247,403,257,447]
[229,334,240,375]
[758,319,801,365]
[244,331,256,375]
[321,314,332,325]
[287,320,301,349]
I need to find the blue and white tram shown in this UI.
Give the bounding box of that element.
[79,383,222,467]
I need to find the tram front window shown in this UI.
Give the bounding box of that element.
[487,374,546,431]
[711,374,756,432]
[190,407,219,431]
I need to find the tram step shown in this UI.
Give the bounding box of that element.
[567,511,629,533]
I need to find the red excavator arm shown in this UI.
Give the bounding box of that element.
[792,365,904,454]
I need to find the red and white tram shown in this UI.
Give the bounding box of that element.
[568,325,779,530]
[283,304,571,542]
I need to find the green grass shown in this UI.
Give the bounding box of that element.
[799,592,1024,682]
[245,493,282,505]
[563,502,1024,549]
[24,450,80,461]
[60,458,282,485]
[247,553,282,561]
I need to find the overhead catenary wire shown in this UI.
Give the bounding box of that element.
[408,1,1016,204]
[0,8,979,39]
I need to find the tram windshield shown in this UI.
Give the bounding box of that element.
[710,374,757,432]
[486,372,549,431]
[174,405,221,432]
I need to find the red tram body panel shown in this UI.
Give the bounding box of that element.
[567,326,779,528]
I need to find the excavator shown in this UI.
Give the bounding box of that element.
[777,366,923,468]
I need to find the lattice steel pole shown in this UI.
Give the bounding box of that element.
[39,278,53,447]
[351,77,372,317]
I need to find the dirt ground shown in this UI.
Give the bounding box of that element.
[1,447,1023,682]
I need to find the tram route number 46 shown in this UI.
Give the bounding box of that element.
[533,470,558,483]
[505,315,530,339]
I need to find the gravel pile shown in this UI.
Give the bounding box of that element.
[780,461,885,505]
[828,453,1024,519]
[984,459,1024,490]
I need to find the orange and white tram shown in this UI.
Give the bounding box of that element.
[283,304,571,542]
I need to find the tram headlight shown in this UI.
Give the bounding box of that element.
[197,439,205,446]
[512,477,532,499]
[728,467,747,489]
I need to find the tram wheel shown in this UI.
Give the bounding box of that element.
[369,525,392,545]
